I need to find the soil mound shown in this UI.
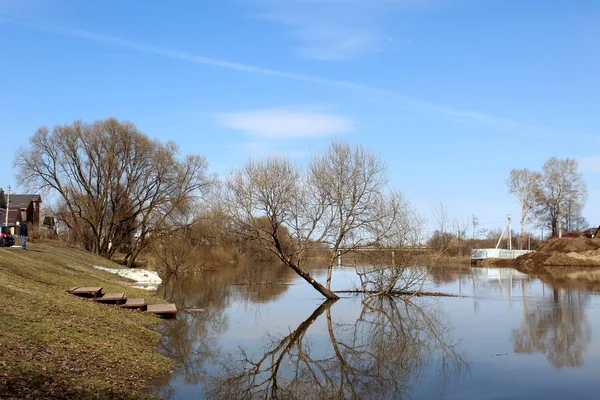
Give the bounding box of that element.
[535,237,600,254]
[514,238,600,273]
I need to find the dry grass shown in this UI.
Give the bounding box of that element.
[0,241,174,399]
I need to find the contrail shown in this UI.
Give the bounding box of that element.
[1,13,551,136]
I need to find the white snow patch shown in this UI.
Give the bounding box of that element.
[93,266,162,291]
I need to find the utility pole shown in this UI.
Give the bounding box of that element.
[508,214,512,250]
[4,185,10,227]
[495,214,512,250]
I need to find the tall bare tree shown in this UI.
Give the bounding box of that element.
[428,199,468,257]
[309,142,416,289]
[506,168,541,249]
[562,198,588,232]
[224,141,415,299]
[535,157,587,237]
[15,118,211,265]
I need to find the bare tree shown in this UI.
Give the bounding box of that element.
[15,118,211,264]
[429,199,450,250]
[225,156,337,297]
[454,215,470,256]
[150,225,199,277]
[224,141,415,300]
[428,199,464,258]
[309,142,421,288]
[506,168,541,249]
[535,158,587,237]
[562,199,588,232]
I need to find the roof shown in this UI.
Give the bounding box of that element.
[3,194,42,209]
[0,207,24,226]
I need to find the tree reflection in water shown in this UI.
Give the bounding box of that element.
[147,262,330,398]
[512,286,591,368]
[204,297,468,400]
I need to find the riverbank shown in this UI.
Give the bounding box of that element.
[476,238,600,270]
[511,237,600,291]
[0,240,173,399]
[471,238,600,290]
[515,237,600,270]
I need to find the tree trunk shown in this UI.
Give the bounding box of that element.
[326,261,334,290]
[519,218,525,250]
[125,248,139,268]
[125,235,148,268]
[285,261,339,300]
[558,220,562,238]
[558,211,563,238]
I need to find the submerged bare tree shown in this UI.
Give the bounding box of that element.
[15,118,211,265]
[355,263,431,297]
[225,141,417,299]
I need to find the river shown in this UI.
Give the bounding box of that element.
[145,264,600,399]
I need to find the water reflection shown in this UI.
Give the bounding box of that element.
[513,286,591,368]
[148,265,600,399]
[327,298,467,399]
[156,261,331,310]
[195,297,467,400]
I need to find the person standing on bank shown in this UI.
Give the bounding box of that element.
[20,222,28,250]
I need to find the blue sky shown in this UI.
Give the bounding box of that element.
[1,0,599,236]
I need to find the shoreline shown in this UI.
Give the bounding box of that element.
[0,242,173,399]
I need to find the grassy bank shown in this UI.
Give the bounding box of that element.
[0,241,174,399]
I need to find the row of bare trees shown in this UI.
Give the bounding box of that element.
[507,157,588,248]
[17,118,591,297]
[16,118,424,299]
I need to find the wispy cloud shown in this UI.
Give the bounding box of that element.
[246,0,422,60]
[215,107,354,139]
[235,141,311,159]
[1,15,550,136]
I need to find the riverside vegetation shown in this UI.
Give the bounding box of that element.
[4,118,594,398]
[0,241,174,399]
[14,118,587,300]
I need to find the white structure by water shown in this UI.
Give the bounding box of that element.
[470,248,532,261]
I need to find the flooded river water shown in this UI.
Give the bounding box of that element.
[146,264,600,399]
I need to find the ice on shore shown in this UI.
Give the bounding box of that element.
[93,265,162,290]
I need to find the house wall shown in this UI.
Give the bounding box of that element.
[24,201,41,226]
